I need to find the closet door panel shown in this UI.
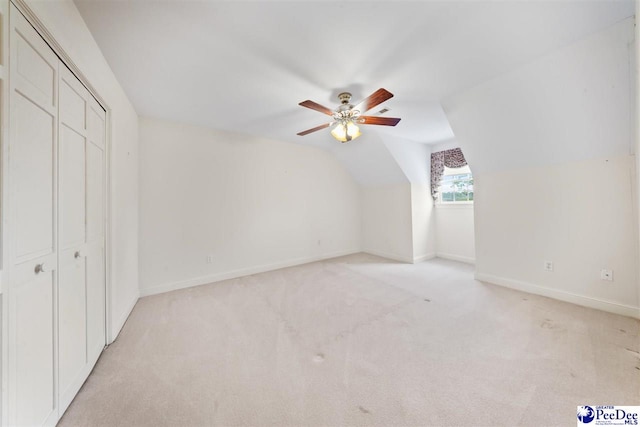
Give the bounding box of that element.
[86,128,104,241]
[57,65,90,412]
[12,270,55,427]
[86,245,105,359]
[9,5,59,426]
[57,259,87,407]
[12,94,55,259]
[58,124,86,249]
[59,76,86,131]
[14,28,55,109]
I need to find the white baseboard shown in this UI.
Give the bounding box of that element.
[362,249,413,264]
[140,249,361,297]
[437,252,475,265]
[362,250,437,264]
[109,291,140,343]
[413,253,437,263]
[475,272,640,319]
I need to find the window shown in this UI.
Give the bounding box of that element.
[438,165,474,203]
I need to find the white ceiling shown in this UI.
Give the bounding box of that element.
[75,0,634,149]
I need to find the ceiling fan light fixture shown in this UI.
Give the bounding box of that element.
[331,120,361,143]
[297,88,400,141]
[346,121,361,140]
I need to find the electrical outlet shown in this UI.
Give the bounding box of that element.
[206,255,214,264]
[600,269,613,281]
[544,261,554,272]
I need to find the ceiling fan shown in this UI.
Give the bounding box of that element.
[297,88,401,143]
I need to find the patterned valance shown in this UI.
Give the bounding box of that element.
[430,148,467,199]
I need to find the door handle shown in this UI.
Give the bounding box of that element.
[34,263,46,274]
[74,251,81,259]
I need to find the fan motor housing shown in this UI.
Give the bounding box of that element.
[338,92,352,104]
[336,92,354,113]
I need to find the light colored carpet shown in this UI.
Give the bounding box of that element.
[58,253,640,427]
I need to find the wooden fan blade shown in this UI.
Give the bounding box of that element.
[297,122,333,136]
[353,88,394,114]
[359,116,401,126]
[299,100,335,116]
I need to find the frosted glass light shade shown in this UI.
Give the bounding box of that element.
[330,121,361,143]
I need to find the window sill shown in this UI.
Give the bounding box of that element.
[435,202,474,209]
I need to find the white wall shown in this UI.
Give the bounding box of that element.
[320,135,432,265]
[411,184,436,262]
[328,135,407,186]
[24,0,140,339]
[474,156,637,315]
[444,18,639,317]
[435,204,475,264]
[384,137,430,184]
[430,143,476,265]
[636,4,640,307]
[383,137,437,262]
[360,181,436,264]
[138,117,361,295]
[430,139,460,153]
[361,183,414,263]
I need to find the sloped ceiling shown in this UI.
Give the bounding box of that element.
[444,18,634,175]
[74,0,634,184]
[75,0,633,145]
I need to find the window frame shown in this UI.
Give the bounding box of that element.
[436,165,474,205]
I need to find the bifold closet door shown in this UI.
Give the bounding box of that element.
[8,4,107,426]
[57,65,106,414]
[8,4,59,427]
